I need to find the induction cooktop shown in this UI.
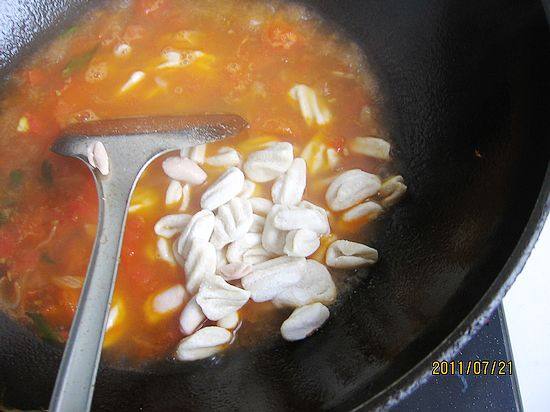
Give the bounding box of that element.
[392,307,522,411]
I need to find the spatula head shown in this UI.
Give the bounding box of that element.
[51,114,248,159]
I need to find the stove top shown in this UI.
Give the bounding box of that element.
[391,307,522,411]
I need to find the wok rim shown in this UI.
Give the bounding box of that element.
[0,2,548,410]
[355,164,550,411]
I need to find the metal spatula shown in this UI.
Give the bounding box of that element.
[48,114,247,412]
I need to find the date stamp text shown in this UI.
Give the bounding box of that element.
[432,360,513,376]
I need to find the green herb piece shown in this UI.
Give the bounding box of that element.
[40,160,54,187]
[62,26,78,37]
[8,169,24,189]
[0,210,9,226]
[62,44,99,78]
[0,198,17,208]
[40,253,56,265]
[27,312,61,343]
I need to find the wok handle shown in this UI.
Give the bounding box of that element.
[49,171,132,412]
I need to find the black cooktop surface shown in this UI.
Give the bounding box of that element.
[392,307,522,411]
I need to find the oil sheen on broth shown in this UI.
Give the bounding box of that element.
[0,0,406,366]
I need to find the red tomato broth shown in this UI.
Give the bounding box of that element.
[0,0,398,367]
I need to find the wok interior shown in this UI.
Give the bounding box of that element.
[1,0,549,410]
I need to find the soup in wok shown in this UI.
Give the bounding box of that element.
[0,0,406,366]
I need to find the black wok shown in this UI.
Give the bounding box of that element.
[1,0,549,410]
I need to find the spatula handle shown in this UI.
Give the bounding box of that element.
[49,172,132,412]
[47,114,247,412]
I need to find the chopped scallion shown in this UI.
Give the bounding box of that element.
[40,253,56,265]
[62,44,99,78]
[8,170,24,189]
[27,312,61,343]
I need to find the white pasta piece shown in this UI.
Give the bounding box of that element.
[151,285,186,314]
[201,167,245,211]
[261,204,288,254]
[283,229,320,257]
[158,49,184,69]
[239,179,256,199]
[288,84,332,126]
[273,260,336,308]
[300,139,340,175]
[119,71,145,94]
[216,247,228,269]
[179,184,191,211]
[273,203,330,235]
[176,326,231,361]
[179,296,206,335]
[350,137,391,160]
[205,147,241,168]
[249,197,273,216]
[196,276,251,321]
[226,233,261,263]
[325,169,381,211]
[271,158,306,206]
[106,302,122,332]
[162,156,207,185]
[301,139,325,175]
[249,214,265,233]
[86,141,109,175]
[243,142,294,183]
[210,198,254,249]
[342,201,383,222]
[241,256,305,302]
[165,180,183,206]
[242,245,275,265]
[280,302,329,341]
[180,144,206,164]
[299,200,331,216]
[325,240,378,269]
[157,237,176,265]
[379,175,407,207]
[184,239,217,294]
[51,275,83,289]
[217,312,239,329]
[160,50,208,70]
[154,214,191,239]
[173,241,185,267]
[326,148,340,169]
[160,49,210,70]
[273,208,329,235]
[175,210,215,256]
[114,43,131,57]
[217,262,253,281]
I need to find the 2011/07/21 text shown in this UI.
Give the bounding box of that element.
[432,360,513,376]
